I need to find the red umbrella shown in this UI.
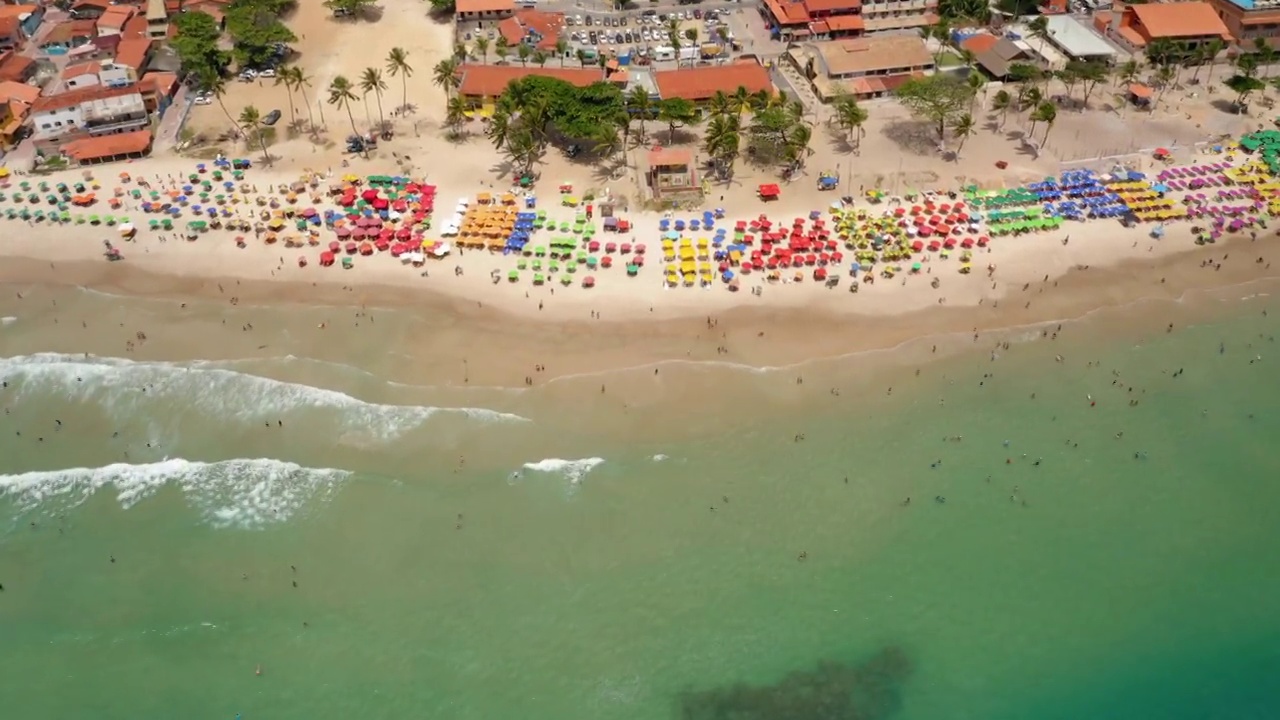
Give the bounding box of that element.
[319,251,335,266]
[344,241,358,254]
[601,256,613,268]
[334,227,351,238]
[358,242,373,255]
[634,244,646,254]
[361,189,379,201]
[328,241,341,252]
[582,276,596,288]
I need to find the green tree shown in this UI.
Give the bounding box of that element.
[426,0,455,13]
[658,97,697,142]
[274,67,297,129]
[554,38,568,67]
[172,11,229,78]
[1117,58,1141,87]
[495,37,510,64]
[1070,60,1109,109]
[533,50,548,67]
[360,67,388,131]
[950,112,975,158]
[626,85,653,140]
[704,112,741,180]
[517,43,532,66]
[575,49,589,68]
[238,105,272,165]
[196,70,243,141]
[225,0,297,69]
[1224,74,1265,112]
[1032,101,1056,144]
[990,89,1012,129]
[475,37,489,65]
[783,122,812,171]
[708,90,732,118]
[386,47,413,114]
[730,85,754,115]
[444,95,468,137]
[433,57,461,103]
[895,73,975,144]
[833,95,869,149]
[1203,39,1226,86]
[327,75,361,139]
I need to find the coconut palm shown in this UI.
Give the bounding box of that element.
[292,67,321,131]
[444,95,467,137]
[517,43,532,66]
[475,37,489,65]
[327,75,360,138]
[708,90,731,118]
[951,113,975,158]
[453,42,468,62]
[626,85,653,140]
[834,96,868,148]
[1118,58,1141,88]
[1203,39,1227,86]
[554,38,568,67]
[386,47,413,114]
[432,57,461,102]
[273,70,297,130]
[575,49,588,68]
[197,71,243,140]
[360,67,388,132]
[487,106,511,150]
[495,37,510,64]
[703,112,740,179]
[730,85,754,115]
[990,89,1012,129]
[784,122,813,171]
[238,105,271,166]
[532,49,548,67]
[592,124,622,163]
[1031,101,1056,145]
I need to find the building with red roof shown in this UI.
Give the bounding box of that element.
[1105,1,1232,51]
[29,83,148,147]
[653,61,773,103]
[497,9,565,52]
[456,0,515,22]
[456,64,607,102]
[60,128,152,164]
[760,0,936,39]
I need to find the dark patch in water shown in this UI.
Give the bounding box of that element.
[678,646,912,720]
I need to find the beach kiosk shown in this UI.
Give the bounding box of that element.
[646,146,699,199]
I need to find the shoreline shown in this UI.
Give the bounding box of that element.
[2,232,1276,386]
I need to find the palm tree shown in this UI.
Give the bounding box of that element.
[475,37,489,65]
[990,89,1012,129]
[495,37,510,64]
[1154,64,1176,109]
[575,49,588,68]
[432,57,460,102]
[1027,15,1051,51]
[967,71,986,110]
[327,75,360,138]
[730,85,753,115]
[927,17,952,66]
[386,47,413,114]
[1031,101,1056,145]
[784,122,813,171]
[360,67,388,132]
[274,70,298,130]
[1204,39,1226,86]
[708,90,731,118]
[834,96,868,148]
[554,38,568,67]
[532,50,548,67]
[453,42,468,63]
[238,105,271,166]
[444,95,467,137]
[626,85,653,140]
[592,124,622,164]
[951,113,975,159]
[198,71,243,140]
[703,112,740,180]
[517,43,531,66]
[293,67,321,131]
[1118,58,1141,88]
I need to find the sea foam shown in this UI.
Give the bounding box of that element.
[520,457,605,484]
[0,353,527,440]
[0,458,349,528]
[0,316,16,326]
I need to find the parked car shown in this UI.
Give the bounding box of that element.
[259,68,277,78]
[589,31,598,44]
[193,95,213,105]
[620,16,628,26]
[262,109,282,125]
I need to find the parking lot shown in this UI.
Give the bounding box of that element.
[459,4,767,70]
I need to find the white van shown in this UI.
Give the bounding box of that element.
[652,46,675,61]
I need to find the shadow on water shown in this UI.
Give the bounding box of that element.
[678,646,912,720]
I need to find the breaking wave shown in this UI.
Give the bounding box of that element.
[0,353,527,440]
[0,458,350,529]
[520,457,605,484]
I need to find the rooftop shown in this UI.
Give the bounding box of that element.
[802,0,862,12]
[115,37,151,69]
[98,5,135,29]
[811,35,931,77]
[653,62,772,101]
[62,128,152,161]
[31,83,139,113]
[1041,14,1116,57]
[762,0,811,25]
[0,79,40,105]
[497,9,565,51]
[43,19,99,45]
[648,146,692,167]
[455,0,515,13]
[959,33,999,55]
[0,53,35,82]
[456,64,604,97]
[1128,2,1231,40]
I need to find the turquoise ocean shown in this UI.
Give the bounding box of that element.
[1,277,1279,720]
